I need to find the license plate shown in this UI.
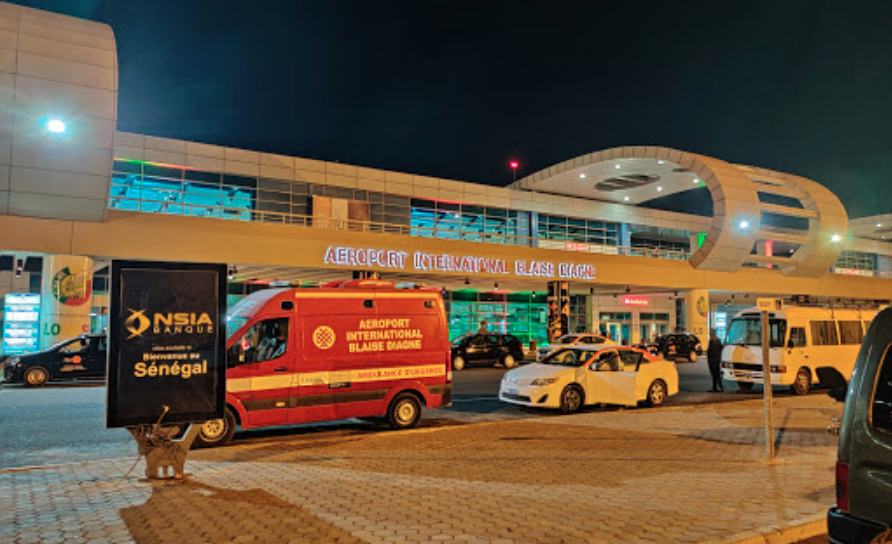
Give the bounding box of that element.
[507,388,518,396]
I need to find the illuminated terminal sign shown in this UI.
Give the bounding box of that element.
[324,246,596,281]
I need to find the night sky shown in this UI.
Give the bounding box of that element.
[13,0,892,217]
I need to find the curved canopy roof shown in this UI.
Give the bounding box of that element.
[511,146,848,277]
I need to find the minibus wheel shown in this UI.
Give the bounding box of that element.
[24,366,49,386]
[195,407,236,448]
[452,355,465,371]
[792,367,811,396]
[387,393,422,430]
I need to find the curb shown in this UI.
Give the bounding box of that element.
[713,516,826,544]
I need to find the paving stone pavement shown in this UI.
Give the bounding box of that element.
[0,395,841,544]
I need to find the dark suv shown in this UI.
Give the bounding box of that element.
[2,334,107,386]
[636,333,702,362]
[451,333,525,370]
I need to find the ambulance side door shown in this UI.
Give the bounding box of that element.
[294,295,378,423]
[227,315,294,427]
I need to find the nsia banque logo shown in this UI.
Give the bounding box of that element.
[125,309,151,339]
[124,308,214,339]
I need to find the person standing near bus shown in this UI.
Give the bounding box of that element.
[708,328,724,392]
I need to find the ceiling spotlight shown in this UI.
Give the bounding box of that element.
[625,286,631,294]
[831,234,842,243]
[877,223,882,228]
[739,220,750,229]
[46,119,66,133]
[494,282,499,290]
[590,287,594,295]
[658,160,664,165]
[579,173,586,179]
[614,164,621,170]
[656,186,664,192]
[464,277,470,285]
[623,196,630,202]
[14,258,23,278]
[693,178,700,184]
[674,291,678,297]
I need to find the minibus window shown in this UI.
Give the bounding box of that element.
[810,321,840,346]
[726,318,786,347]
[788,327,807,348]
[839,321,865,345]
[873,346,892,434]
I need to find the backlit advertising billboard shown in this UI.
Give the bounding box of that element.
[107,260,227,428]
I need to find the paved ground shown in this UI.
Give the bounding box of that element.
[0,359,794,469]
[0,394,841,544]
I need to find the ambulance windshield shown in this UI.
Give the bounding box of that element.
[225,288,290,339]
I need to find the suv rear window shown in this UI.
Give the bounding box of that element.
[873,345,892,434]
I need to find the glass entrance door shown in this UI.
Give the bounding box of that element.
[605,322,630,345]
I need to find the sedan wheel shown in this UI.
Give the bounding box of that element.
[453,355,465,371]
[646,380,667,407]
[560,386,584,414]
[24,366,49,387]
[502,354,518,369]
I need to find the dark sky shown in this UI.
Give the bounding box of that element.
[14,0,892,217]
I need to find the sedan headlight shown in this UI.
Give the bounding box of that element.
[6,357,20,367]
[530,377,558,386]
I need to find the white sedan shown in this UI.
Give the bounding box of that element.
[499,346,678,413]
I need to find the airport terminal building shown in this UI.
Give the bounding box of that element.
[1,3,891,354]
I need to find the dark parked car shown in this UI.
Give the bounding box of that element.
[635,333,702,362]
[827,307,892,544]
[2,334,107,386]
[451,333,524,370]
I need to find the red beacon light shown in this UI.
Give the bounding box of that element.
[509,160,519,169]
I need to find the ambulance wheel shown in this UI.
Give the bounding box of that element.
[387,393,422,430]
[502,354,518,369]
[452,356,466,371]
[646,380,667,407]
[738,381,754,392]
[195,407,236,448]
[792,367,811,396]
[24,366,49,387]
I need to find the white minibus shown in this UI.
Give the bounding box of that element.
[721,306,878,395]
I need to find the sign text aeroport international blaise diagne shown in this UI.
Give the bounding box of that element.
[323,246,597,281]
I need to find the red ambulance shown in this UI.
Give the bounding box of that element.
[195,279,452,447]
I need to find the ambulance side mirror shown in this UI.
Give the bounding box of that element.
[228,343,245,367]
[786,339,794,350]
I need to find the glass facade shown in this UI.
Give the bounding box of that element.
[835,251,876,272]
[445,290,548,346]
[410,200,527,244]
